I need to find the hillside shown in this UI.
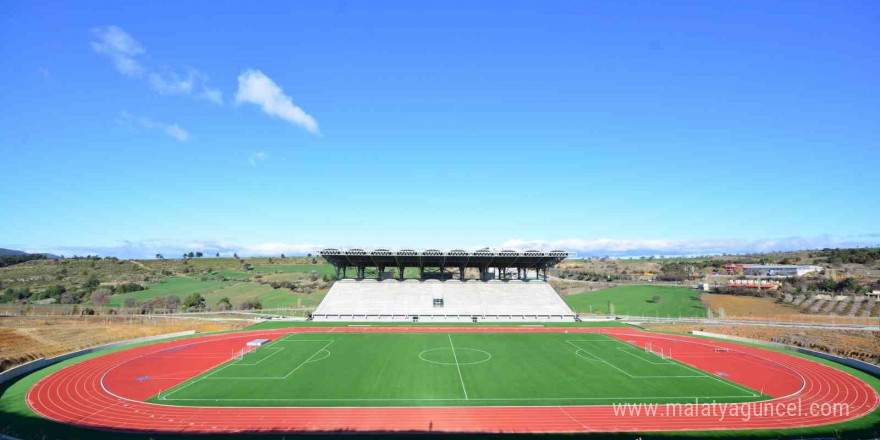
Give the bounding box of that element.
[0,256,334,311]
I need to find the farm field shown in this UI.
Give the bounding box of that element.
[700,293,801,317]
[152,332,763,407]
[564,285,706,317]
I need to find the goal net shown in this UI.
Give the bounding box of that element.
[644,342,669,359]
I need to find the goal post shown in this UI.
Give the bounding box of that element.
[645,342,666,359]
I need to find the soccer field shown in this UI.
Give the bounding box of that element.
[152,332,765,407]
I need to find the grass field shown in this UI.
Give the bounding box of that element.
[108,278,232,307]
[151,332,763,407]
[564,285,707,317]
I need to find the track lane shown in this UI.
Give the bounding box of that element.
[25,327,879,434]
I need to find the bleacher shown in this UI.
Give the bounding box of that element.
[312,279,577,322]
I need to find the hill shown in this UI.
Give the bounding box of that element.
[0,248,28,256]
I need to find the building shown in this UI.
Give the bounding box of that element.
[741,264,822,277]
[315,248,577,322]
[319,248,572,281]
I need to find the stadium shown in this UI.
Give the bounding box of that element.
[2,248,878,440]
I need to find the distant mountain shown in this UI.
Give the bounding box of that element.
[0,248,28,256]
[0,248,60,259]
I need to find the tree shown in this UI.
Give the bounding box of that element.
[124,297,139,308]
[84,274,100,290]
[60,291,75,304]
[90,288,111,307]
[166,295,182,312]
[217,297,232,311]
[183,293,206,311]
[187,252,195,259]
[233,253,239,259]
[196,252,203,258]
[156,254,163,259]
[182,253,188,259]
[216,252,220,258]
[280,253,286,259]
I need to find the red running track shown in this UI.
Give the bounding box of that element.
[26,327,879,434]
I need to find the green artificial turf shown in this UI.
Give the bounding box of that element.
[151,332,763,407]
[564,285,707,317]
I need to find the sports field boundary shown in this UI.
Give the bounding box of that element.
[22,326,880,434]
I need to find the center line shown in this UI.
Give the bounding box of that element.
[448,334,468,400]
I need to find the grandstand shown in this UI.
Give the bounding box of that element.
[314,249,577,322]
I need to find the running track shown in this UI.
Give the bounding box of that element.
[26,327,879,434]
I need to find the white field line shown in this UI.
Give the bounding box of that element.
[204,340,335,380]
[161,333,299,397]
[448,334,468,400]
[565,340,704,379]
[615,346,672,365]
[665,355,760,397]
[235,347,285,366]
[611,338,760,397]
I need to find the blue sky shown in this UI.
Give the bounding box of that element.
[1,0,878,258]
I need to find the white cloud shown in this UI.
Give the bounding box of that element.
[117,110,190,142]
[248,151,267,166]
[164,124,190,141]
[243,242,325,256]
[90,25,145,76]
[235,69,319,134]
[199,86,223,105]
[501,235,880,257]
[91,26,222,104]
[33,239,324,259]
[148,71,195,95]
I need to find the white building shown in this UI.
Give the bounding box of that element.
[742,264,822,277]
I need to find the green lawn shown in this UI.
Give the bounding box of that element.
[108,278,232,307]
[564,285,707,317]
[152,332,762,407]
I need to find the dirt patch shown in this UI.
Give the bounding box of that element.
[0,315,250,372]
[701,293,802,317]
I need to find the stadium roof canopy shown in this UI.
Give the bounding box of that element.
[319,248,573,270]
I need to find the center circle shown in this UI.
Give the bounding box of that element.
[418,347,492,366]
